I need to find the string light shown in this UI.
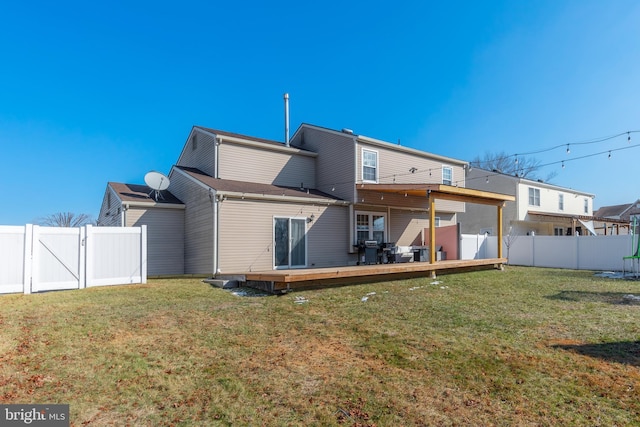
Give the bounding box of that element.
[608,151,611,159]
[561,161,565,169]
[566,144,570,154]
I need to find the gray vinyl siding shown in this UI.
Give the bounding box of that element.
[97,186,122,227]
[168,170,214,274]
[358,141,466,213]
[176,129,217,177]
[290,126,356,201]
[389,210,430,246]
[460,169,517,235]
[217,199,352,272]
[125,208,185,276]
[218,143,316,187]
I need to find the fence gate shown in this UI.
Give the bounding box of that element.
[30,225,85,293]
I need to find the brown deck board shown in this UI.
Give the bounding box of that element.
[230,258,506,292]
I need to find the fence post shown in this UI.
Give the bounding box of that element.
[85,225,93,287]
[79,226,87,289]
[23,224,33,295]
[141,225,147,284]
[575,233,580,270]
[531,233,536,267]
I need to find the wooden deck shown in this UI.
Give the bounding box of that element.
[225,258,507,293]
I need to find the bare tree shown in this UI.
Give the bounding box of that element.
[39,212,94,227]
[470,151,557,182]
[503,227,519,265]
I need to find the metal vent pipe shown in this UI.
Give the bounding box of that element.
[284,93,290,146]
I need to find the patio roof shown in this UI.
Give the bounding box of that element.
[359,183,515,205]
[360,183,515,263]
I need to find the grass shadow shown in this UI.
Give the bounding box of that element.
[552,341,640,366]
[547,290,640,305]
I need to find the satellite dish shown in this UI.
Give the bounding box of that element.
[144,171,170,201]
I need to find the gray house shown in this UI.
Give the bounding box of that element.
[99,124,505,276]
[97,182,185,275]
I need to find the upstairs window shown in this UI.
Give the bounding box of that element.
[584,198,589,214]
[528,188,540,206]
[442,167,453,185]
[362,149,378,182]
[558,194,564,211]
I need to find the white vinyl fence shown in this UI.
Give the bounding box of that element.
[0,224,146,295]
[461,233,636,272]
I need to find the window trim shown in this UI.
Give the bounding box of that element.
[558,193,564,211]
[355,210,387,244]
[442,166,453,185]
[273,216,308,269]
[528,187,540,206]
[584,198,589,214]
[361,148,379,183]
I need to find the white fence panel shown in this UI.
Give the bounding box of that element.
[32,225,85,293]
[86,225,147,287]
[533,236,577,269]
[578,235,630,271]
[461,234,493,259]
[0,226,27,294]
[0,224,146,294]
[460,233,635,272]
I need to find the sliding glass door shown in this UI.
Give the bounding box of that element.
[274,217,307,269]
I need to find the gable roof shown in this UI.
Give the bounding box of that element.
[174,166,346,203]
[108,182,184,206]
[594,203,632,219]
[594,199,640,220]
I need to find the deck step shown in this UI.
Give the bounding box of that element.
[204,278,240,289]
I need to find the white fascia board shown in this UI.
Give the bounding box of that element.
[357,135,468,166]
[170,166,213,191]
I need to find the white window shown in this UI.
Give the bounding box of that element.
[356,212,386,243]
[362,149,378,182]
[435,217,441,227]
[528,188,540,206]
[584,198,589,214]
[442,166,453,185]
[558,194,564,211]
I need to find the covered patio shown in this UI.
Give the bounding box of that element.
[219,184,515,293]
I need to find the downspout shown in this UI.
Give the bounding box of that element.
[210,189,220,275]
[121,203,128,226]
[349,135,358,252]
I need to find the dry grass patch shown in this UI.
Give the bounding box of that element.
[1,267,639,425]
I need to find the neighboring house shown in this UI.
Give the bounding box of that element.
[593,200,639,234]
[460,168,599,236]
[97,182,185,275]
[99,124,511,276]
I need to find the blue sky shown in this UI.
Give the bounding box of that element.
[1,0,639,225]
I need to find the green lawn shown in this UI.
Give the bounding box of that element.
[1,267,639,426]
